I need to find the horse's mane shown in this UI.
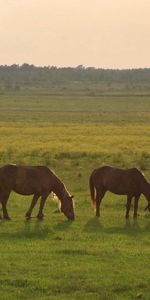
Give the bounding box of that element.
[51,192,61,211]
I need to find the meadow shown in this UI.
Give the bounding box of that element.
[0,93,150,299]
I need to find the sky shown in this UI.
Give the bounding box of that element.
[0,0,150,69]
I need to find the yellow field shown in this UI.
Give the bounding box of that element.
[0,122,150,170]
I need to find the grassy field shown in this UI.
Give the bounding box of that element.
[0,93,150,299]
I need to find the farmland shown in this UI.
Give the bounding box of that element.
[0,93,150,299]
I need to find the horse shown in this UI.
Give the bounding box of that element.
[89,166,150,218]
[0,164,75,220]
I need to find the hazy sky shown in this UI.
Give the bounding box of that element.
[0,0,150,68]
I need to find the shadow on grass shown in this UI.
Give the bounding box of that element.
[104,219,140,236]
[0,219,53,240]
[84,217,104,233]
[0,216,73,240]
[84,217,150,236]
[20,219,52,239]
[53,219,73,231]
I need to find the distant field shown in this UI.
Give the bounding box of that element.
[0,94,150,169]
[0,93,150,299]
[1,94,150,123]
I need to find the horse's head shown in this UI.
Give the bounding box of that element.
[61,195,75,220]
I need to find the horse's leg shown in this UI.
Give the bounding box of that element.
[125,195,132,218]
[95,188,105,217]
[0,191,11,220]
[37,193,49,220]
[133,195,140,218]
[0,201,2,219]
[25,194,39,219]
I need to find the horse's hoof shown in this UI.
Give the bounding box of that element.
[37,214,44,220]
[25,211,31,219]
[133,214,140,218]
[4,216,11,220]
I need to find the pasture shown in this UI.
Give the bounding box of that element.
[0,93,150,299]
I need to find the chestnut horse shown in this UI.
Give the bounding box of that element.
[0,164,74,220]
[89,166,150,218]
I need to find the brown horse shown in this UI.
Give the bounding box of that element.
[0,164,75,220]
[89,166,150,218]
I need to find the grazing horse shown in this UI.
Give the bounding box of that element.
[89,166,150,218]
[0,164,75,220]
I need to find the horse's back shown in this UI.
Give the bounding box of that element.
[92,166,142,179]
[14,165,53,188]
[91,166,116,181]
[90,166,144,195]
[0,164,17,173]
[17,165,64,195]
[0,164,56,195]
[0,164,18,187]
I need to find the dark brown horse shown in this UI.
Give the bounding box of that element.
[89,166,150,218]
[0,164,75,220]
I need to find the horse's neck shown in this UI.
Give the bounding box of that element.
[55,184,70,202]
[53,181,68,202]
[53,185,62,200]
[141,179,150,199]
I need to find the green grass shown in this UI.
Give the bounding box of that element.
[0,93,150,299]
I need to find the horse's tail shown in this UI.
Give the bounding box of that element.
[89,173,96,208]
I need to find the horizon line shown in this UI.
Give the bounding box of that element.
[0,63,150,71]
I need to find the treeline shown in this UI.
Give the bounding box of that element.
[0,64,150,94]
